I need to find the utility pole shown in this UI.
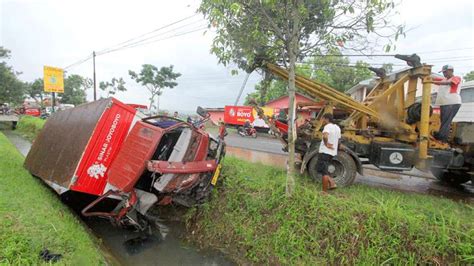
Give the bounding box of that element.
[234,73,251,105]
[93,51,97,101]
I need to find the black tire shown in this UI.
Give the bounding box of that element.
[308,151,357,187]
[431,168,471,185]
[237,127,245,137]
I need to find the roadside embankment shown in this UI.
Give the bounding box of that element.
[186,157,474,265]
[15,115,45,141]
[0,132,105,264]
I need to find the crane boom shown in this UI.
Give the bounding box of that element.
[266,63,380,118]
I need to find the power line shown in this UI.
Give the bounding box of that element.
[63,14,203,69]
[96,14,198,55]
[418,47,474,55]
[64,54,92,70]
[312,47,474,57]
[98,25,208,56]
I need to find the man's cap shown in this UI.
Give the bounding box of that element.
[439,65,454,73]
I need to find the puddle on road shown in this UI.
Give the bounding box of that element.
[1,129,234,266]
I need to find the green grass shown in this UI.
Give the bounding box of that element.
[186,157,474,265]
[15,115,46,141]
[0,132,106,264]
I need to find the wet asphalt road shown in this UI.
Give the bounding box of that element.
[222,132,286,155]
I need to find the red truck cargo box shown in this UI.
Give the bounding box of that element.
[24,98,138,196]
[224,105,254,126]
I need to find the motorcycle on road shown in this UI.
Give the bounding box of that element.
[237,126,257,138]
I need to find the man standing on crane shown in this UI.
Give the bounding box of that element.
[432,65,462,142]
[317,113,340,192]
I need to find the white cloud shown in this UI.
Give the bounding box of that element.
[1,0,473,111]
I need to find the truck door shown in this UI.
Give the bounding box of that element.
[106,121,163,193]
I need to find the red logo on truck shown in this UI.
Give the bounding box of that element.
[72,100,136,195]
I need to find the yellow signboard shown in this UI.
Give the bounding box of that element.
[43,66,64,93]
[252,106,274,118]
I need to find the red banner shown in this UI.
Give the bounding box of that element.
[224,106,254,125]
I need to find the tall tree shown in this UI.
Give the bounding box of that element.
[463,70,474,82]
[60,74,90,106]
[0,47,25,105]
[99,77,127,98]
[128,64,181,111]
[200,0,403,195]
[25,78,45,105]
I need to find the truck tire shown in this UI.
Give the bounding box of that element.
[431,168,471,185]
[308,151,357,187]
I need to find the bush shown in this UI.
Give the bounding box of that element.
[16,115,45,141]
[187,157,474,264]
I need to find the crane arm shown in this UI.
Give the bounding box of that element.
[265,63,380,119]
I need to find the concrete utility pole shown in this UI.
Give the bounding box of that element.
[234,73,251,105]
[93,51,97,101]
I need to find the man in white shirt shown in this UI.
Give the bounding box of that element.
[317,113,341,191]
[432,65,462,142]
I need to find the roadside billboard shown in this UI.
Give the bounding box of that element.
[224,105,275,127]
[43,66,64,93]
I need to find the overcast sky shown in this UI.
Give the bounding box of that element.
[1,0,473,112]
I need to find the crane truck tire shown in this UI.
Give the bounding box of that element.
[430,168,471,185]
[308,151,357,187]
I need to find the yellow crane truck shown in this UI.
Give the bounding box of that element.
[252,54,474,186]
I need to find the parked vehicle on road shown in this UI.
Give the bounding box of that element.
[24,98,226,230]
[237,125,257,138]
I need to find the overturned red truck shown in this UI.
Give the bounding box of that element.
[25,98,226,229]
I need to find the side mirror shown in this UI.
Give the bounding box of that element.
[196,106,208,117]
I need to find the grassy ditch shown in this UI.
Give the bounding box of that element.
[0,132,105,264]
[15,115,46,141]
[186,157,474,265]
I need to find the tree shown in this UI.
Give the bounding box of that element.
[464,71,474,82]
[99,77,127,98]
[25,78,45,105]
[200,0,403,195]
[128,64,181,111]
[60,74,90,106]
[0,47,25,105]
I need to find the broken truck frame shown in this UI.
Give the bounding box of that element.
[25,98,226,229]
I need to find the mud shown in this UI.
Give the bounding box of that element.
[1,129,234,266]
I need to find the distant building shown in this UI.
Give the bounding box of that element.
[205,92,319,126]
[346,70,474,122]
[346,68,442,103]
[205,108,225,125]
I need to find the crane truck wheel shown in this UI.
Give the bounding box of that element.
[431,168,471,185]
[308,151,357,187]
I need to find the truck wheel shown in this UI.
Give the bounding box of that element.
[431,168,471,185]
[308,151,357,187]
